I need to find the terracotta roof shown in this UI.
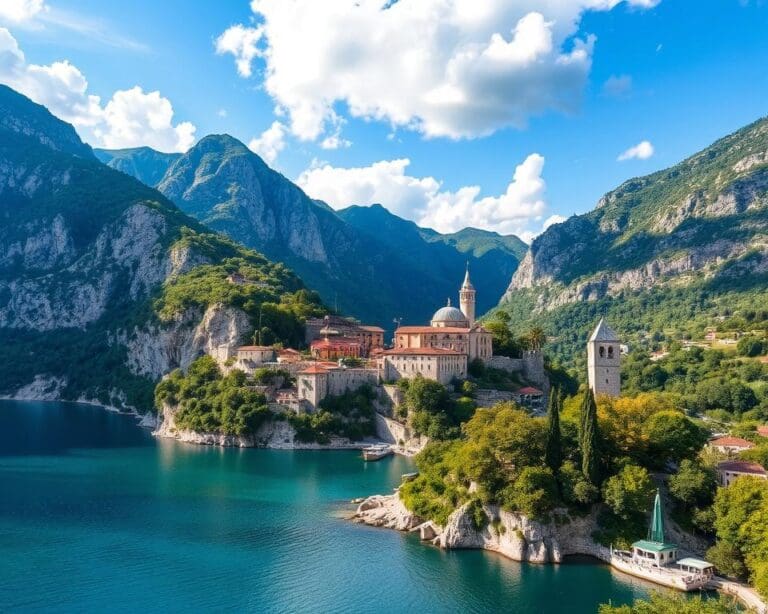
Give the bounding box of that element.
[758,426,768,438]
[396,326,470,334]
[298,365,330,375]
[357,325,385,332]
[710,436,755,448]
[237,345,275,351]
[382,347,464,356]
[517,386,543,395]
[717,460,767,476]
[278,348,301,354]
[311,338,361,349]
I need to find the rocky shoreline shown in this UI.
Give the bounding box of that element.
[352,493,606,564]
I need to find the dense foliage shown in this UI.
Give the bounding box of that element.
[401,390,709,550]
[289,385,376,443]
[598,592,742,614]
[397,376,476,440]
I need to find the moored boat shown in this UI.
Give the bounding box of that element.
[362,444,392,461]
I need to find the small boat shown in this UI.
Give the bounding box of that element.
[362,444,392,461]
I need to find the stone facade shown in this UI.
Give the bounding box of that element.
[305,315,384,357]
[380,348,467,385]
[587,318,621,397]
[296,365,378,411]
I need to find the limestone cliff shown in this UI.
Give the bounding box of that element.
[0,85,318,412]
[497,116,768,359]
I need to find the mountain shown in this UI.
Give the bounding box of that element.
[337,205,524,317]
[102,137,524,326]
[94,146,180,186]
[0,85,323,411]
[497,116,768,364]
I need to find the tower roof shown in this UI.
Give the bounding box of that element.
[462,263,475,291]
[648,490,666,544]
[589,318,619,342]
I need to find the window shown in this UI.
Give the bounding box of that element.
[608,346,614,359]
[599,346,605,358]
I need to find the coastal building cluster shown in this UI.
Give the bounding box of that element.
[213,267,544,414]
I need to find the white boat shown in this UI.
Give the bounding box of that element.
[362,444,392,461]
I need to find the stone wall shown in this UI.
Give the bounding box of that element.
[374,414,427,452]
[474,389,514,408]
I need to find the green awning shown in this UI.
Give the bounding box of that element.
[631,539,677,553]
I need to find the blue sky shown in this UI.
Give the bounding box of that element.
[2,0,767,241]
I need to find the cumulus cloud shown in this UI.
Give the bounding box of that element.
[218,0,658,143]
[0,0,46,24]
[215,24,263,77]
[0,27,195,151]
[618,140,654,161]
[297,154,553,239]
[247,120,286,164]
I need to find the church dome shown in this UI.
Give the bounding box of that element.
[431,299,469,327]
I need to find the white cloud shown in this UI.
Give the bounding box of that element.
[248,120,286,164]
[219,0,658,143]
[618,140,654,161]
[0,0,46,24]
[215,24,262,77]
[217,108,227,118]
[0,27,194,151]
[297,154,553,238]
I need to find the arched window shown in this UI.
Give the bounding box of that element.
[608,346,614,359]
[599,346,605,358]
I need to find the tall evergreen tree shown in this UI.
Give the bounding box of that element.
[579,387,601,485]
[545,386,562,473]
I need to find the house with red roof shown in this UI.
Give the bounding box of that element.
[716,460,768,486]
[708,436,755,455]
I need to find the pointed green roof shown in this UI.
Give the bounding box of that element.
[648,490,665,543]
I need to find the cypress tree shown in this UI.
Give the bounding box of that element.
[545,386,562,473]
[579,387,600,485]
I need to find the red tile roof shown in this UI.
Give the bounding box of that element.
[396,326,470,334]
[358,325,385,332]
[382,347,464,356]
[311,338,361,349]
[279,348,301,354]
[710,436,755,448]
[717,460,767,476]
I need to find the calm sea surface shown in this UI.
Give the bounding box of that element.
[0,400,653,613]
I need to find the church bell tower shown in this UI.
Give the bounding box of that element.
[587,318,621,397]
[459,264,476,327]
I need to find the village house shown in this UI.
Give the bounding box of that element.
[716,460,768,486]
[296,364,378,411]
[305,315,384,357]
[380,347,468,385]
[708,436,755,455]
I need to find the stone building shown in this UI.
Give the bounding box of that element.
[296,364,378,411]
[305,315,384,357]
[380,347,468,385]
[587,318,621,397]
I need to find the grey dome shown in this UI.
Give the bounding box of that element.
[431,306,467,323]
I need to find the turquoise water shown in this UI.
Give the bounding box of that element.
[0,400,652,613]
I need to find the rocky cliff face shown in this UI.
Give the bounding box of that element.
[505,117,768,308]
[354,494,607,564]
[101,137,525,326]
[0,85,313,412]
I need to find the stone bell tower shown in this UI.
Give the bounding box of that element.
[587,318,621,397]
[459,264,476,326]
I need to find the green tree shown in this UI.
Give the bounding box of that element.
[642,410,707,467]
[559,460,599,506]
[601,464,654,520]
[579,387,601,484]
[598,592,741,614]
[668,459,717,508]
[545,386,563,473]
[501,466,558,520]
[737,335,765,357]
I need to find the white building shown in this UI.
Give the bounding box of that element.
[234,345,277,374]
[587,318,621,397]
